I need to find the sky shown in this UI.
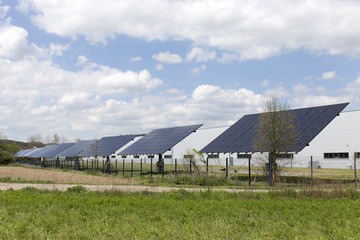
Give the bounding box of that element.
[1,0,360,142]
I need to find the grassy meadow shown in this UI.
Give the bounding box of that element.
[1,187,360,239]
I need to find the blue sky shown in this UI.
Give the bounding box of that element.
[1,0,360,142]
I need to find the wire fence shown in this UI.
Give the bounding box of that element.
[14,155,360,188]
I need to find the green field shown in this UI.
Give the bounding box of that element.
[1,188,360,239]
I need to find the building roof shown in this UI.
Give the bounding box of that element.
[119,124,203,155]
[201,102,349,153]
[77,135,138,157]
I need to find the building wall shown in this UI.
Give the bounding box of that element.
[295,110,360,169]
[163,125,229,164]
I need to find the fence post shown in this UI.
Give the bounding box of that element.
[175,158,177,177]
[190,159,192,176]
[115,159,117,175]
[311,156,313,188]
[248,156,251,186]
[268,155,272,187]
[162,158,164,178]
[151,158,153,177]
[102,159,105,174]
[140,158,142,175]
[131,159,133,178]
[354,155,357,189]
[206,157,209,173]
[226,157,228,179]
[123,158,125,177]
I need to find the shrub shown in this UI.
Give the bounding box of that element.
[67,185,87,193]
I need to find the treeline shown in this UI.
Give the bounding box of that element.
[0,142,20,164]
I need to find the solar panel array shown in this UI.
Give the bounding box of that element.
[22,148,42,157]
[201,102,349,153]
[57,140,95,157]
[120,124,203,155]
[30,145,57,158]
[42,143,74,158]
[15,149,33,157]
[77,135,138,157]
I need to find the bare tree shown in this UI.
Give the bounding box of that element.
[253,97,299,185]
[0,132,7,140]
[28,134,43,143]
[52,134,60,144]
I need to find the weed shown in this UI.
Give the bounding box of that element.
[67,185,87,193]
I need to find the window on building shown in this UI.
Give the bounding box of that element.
[164,155,172,159]
[134,155,140,159]
[183,154,194,159]
[111,155,116,158]
[207,154,219,159]
[324,152,349,159]
[237,153,252,159]
[147,155,154,159]
[276,154,294,159]
[355,152,360,159]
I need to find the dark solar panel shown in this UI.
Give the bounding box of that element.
[23,148,42,157]
[15,149,33,157]
[14,149,25,157]
[77,135,138,157]
[57,140,95,157]
[42,143,74,158]
[119,124,202,155]
[201,102,349,153]
[30,145,57,158]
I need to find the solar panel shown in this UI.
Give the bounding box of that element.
[77,135,138,157]
[120,124,203,155]
[22,148,42,157]
[201,103,349,153]
[15,149,33,157]
[42,143,74,158]
[57,140,95,157]
[30,145,57,158]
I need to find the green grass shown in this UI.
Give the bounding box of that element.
[1,189,360,239]
[0,176,54,184]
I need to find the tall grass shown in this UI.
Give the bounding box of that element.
[1,188,360,239]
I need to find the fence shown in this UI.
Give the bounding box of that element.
[14,155,360,188]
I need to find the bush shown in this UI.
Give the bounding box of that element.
[0,147,14,164]
[67,185,87,193]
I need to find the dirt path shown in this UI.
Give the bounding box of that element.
[0,166,135,185]
[0,182,267,193]
[0,166,268,193]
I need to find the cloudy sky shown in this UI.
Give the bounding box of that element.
[1,0,360,142]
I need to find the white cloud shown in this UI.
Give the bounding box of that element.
[345,76,360,93]
[77,55,88,65]
[319,71,337,80]
[185,47,216,62]
[0,21,68,59]
[130,56,142,62]
[20,0,360,60]
[152,51,182,64]
[292,83,351,108]
[0,22,43,59]
[218,53,239,64]
[264,87,289,98]
[49,43,69,56]
[191,64,206,74]
[261,80,270,87]
[0,5,9,18]
[155,64,164,71]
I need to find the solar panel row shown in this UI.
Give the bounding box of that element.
[201,102,349,153]
[119,124,203,155]
[77,135,138,157]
